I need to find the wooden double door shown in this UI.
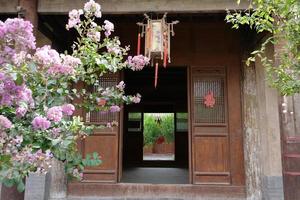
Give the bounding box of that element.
[78,66,245,186]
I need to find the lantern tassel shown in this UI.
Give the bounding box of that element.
[155,62,158,88]
[163,45,168,68]
[137,33,141,55]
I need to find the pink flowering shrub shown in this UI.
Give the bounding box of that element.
[31,116,51,130]
[0,0,148,192]
[128,55,150,71]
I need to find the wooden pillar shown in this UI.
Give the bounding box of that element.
[18,0,38,33]
[242,59,263,200]
[242,39,284,200]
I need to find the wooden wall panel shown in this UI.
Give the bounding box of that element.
[193,136,229,172]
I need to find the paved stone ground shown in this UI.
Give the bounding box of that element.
[67,197,246,200]
[143,154,175,161]
[121,167,189,184]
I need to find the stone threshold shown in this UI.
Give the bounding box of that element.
[66,197,246,200]
[68,182,246,200]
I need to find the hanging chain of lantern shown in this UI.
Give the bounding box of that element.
[137,13,179,88]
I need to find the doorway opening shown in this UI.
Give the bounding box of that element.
[143,113,175,161]
[121,67,189,184]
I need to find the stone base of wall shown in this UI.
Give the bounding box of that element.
[262,176,284,200]
[24,173,50,200]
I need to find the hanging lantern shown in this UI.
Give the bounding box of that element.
[137,13,179,88]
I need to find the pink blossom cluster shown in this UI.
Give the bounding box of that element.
[12,51,29,66]
[66,9,83,30]
[0,132,13,154]
[0,115,12,129]
[46,104,75,122]
[34,46,81,76]
[84,0,102,18]
[0,128,53,173]
[103,20,114,37]
[127,55,150,71]
[87,30,101,42]
[116,81,125,91]
[0,18,36,65]
[62,104,75,116]
[106,42,121,55]
[66,0,102,31]
[0,72,34,108]
[47,106,63,122]
[132,93,141,103]
[16,106,27,117]
[72,168,83,180]
[32,116,51,130]
[1,132,21,151]
[50,128,61,138]
[13,148,53,174]
[49,55,81,75]
[32,104,75,130]
[34,45,61,66]
[0,132,23,155]
[109,105,121,112]
[106,121,118,128]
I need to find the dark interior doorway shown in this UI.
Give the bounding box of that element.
[121,67,189,184]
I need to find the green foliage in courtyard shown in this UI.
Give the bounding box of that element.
[143,114,174,146]
[226,0,300,95]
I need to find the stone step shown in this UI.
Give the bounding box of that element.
[66,197,245,200]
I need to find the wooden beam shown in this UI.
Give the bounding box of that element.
[38,0,250,14]
[0,0,18,14]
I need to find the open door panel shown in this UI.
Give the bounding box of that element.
[77,73,121,183]
[190,67,230,184]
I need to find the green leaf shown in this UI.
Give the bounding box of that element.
[17,181,25,192]
[15,73,23,85]
[57,88,64,94]
[3,179,14,187]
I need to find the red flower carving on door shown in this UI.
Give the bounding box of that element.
[204,91,215,108]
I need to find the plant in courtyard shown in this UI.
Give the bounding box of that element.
[143,114,174,146]
[225,0,300,95]
[0,0,149,191]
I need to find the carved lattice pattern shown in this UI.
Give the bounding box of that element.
[86,74,118,124]
[193,78,225,124]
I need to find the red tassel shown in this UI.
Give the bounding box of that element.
[137,33,141,55]
[163,46,168,68]
[154,62,158,88]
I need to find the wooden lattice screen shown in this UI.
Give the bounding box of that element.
[85,73,119,124]
[193,78,225,124]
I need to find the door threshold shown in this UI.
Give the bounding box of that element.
[68,182,246,199]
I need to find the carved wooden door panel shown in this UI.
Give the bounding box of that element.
[79,73,120,183]
[190,66,244,185]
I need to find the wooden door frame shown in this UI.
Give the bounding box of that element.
[187,65,193,184]
[118,71,124,182]
[119,66,191,183]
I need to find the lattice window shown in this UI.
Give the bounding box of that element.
[193,77,225,124]
[85,73,119,124]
